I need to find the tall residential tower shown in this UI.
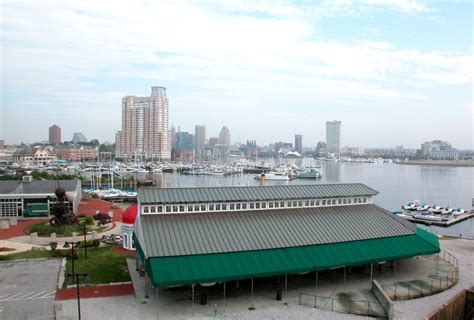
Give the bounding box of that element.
[295,134,303,154]
[326,121,341,158]
[194,125,206,160]
[115,86,171,161]
[49,125,61,145]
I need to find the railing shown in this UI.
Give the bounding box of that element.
[298,292,388,318]
[382,251,459,301]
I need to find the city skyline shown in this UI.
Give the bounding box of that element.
[1,1,472,149]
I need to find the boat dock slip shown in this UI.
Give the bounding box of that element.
[400,211,474,227]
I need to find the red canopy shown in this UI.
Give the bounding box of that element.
[122,204,138,225]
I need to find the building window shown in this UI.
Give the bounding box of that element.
[348,199,351,204]
[287,201,292,208]
[338,199,342,204]
[230,204,235,210]
[343,199,347,204]
[332,199,336,205]
[143,206,149,214]
[157,206,163,213]
[201,205,206,211]
[194,205,200,212]
[275,201,279,208]
[256,203,260,209]
[222,204,227,210]
[173,205,178,212]
[305,200,310,206]
[209,204,215,211]
[316,200,319,206]
[166,206,171,213]
[188,205,193,212]
[250,203,255,209]
[269,202,274,208]
[236,203,241,210]
[363,198,367,203]
[179,205,185,212]
[242,203,247,210]
[298,201,303,207]
[354,198,358,203]
[216,204,221,210]
[293,201,298,207]
[150,206,156,213]
[280,201,285,208]
[262,202,266,209]
[322,200,326,205]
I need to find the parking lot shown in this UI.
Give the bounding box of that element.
[0,259,61,320]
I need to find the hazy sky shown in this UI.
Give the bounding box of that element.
[1,0,472,149]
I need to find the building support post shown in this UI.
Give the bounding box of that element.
[192,284,195,317]
[249,278,255,310]
[223,282,226,314]
[343,267,346,284]
[315,271,318,288]
[135,252,139,271]
[145,273,150,299]
[370,263,373,284]
[284,274,288,305]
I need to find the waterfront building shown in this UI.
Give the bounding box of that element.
[115,86,171,161]
[72,132,88,144]
[295,134,303,154]
[12,146,56,165]
[421,140,459,160]
[326,120,342,158]
[134,183,440,303]
[48,125,61,145]
[55,145,99,161]
[0,178,81,221]
[195,125,206,161]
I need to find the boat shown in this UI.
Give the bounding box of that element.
[254,172,290,181]
[416,204,430,212]
[413,214,446,222]
[297,167,322,179]
[429,205,443,214]
[441,207,454,215]
[453,208,466,216]
[402,200,420,211]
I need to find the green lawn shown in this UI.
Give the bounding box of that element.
[63,245,134,287]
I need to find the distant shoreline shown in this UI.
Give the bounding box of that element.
[394,160,474,167]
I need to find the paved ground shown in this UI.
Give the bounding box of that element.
[0,219,45,239]
[59,295,140,320]
[0,259,61,320]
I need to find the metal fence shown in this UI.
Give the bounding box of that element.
[298,292,388,318]
[382,251,459,301]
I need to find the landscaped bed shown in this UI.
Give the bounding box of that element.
[63,245,134,287]
[26,216,109,237]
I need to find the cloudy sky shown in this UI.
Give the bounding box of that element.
[1,0,472,149]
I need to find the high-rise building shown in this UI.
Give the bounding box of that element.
[326,121,342,158]
[49,125,61,145]
[194,125,206,160]
[295,134,303,154]
[315,141,326,157]
[72,132,88,144]
[219,126,231,147]
[115,86,171,161]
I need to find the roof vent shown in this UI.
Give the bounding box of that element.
[22,175,33,183]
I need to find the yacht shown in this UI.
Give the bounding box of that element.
[254,171,290,181]
[297,167,322,179]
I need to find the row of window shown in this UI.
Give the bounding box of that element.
[142,197,369,214]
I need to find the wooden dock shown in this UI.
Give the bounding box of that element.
[401,211,474,227]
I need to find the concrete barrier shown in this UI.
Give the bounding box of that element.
[30,232,38,244]
[72,232,78,242]
[0,219,9,229]
[9,217,18,226]
[372,279,394,320]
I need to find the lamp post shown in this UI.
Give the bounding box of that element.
[81,223,88,258]
[63,241,80,283]
[67,272,89,320]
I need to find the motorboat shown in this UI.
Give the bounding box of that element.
[453,208,466,216]
[297,167,322,179]
[254,172,290,181]
[416,204,430,212]
[429,205,443,214]
[441,207,454,215]
[402,200,420,211]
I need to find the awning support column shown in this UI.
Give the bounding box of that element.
[249,278,255,310]
[315,271,318,288]
[144,273,150,298]
[223,282,226,314]
[191,284,195,317]
[343,267,346,284]
[284,274,288,305]
[370,263,373,284]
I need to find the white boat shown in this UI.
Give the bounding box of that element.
[453,208,466,216]
[414,214,445,222]
[402,200,420,211]
[416,204,430,211]
[429,205,443,214]
[254,172,290,181]
[297,167,322,179]
[441,207,454,215]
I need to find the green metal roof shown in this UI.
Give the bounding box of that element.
[137,228,439,287]
[136,204,415,257]
[138,183,378,205]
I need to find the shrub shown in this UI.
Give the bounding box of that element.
[84,216,94,226]
[49,242,58,251]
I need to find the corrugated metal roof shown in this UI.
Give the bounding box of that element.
[141,228,439,287]
[137,204,415,258]
[138,183,378,204]
[0,180,79,195]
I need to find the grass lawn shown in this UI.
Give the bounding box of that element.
[27,218,109,237]
[63,245,134,287]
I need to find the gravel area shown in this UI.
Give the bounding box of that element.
[58,295,140,320]
[393,238,474,320]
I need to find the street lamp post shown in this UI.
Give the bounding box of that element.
[67,272,89,320]
[81,223,88,258]
[63,241,81,283]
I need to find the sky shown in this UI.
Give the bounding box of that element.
[1,0,473,149]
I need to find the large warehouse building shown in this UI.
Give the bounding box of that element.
[134,183,439,300]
